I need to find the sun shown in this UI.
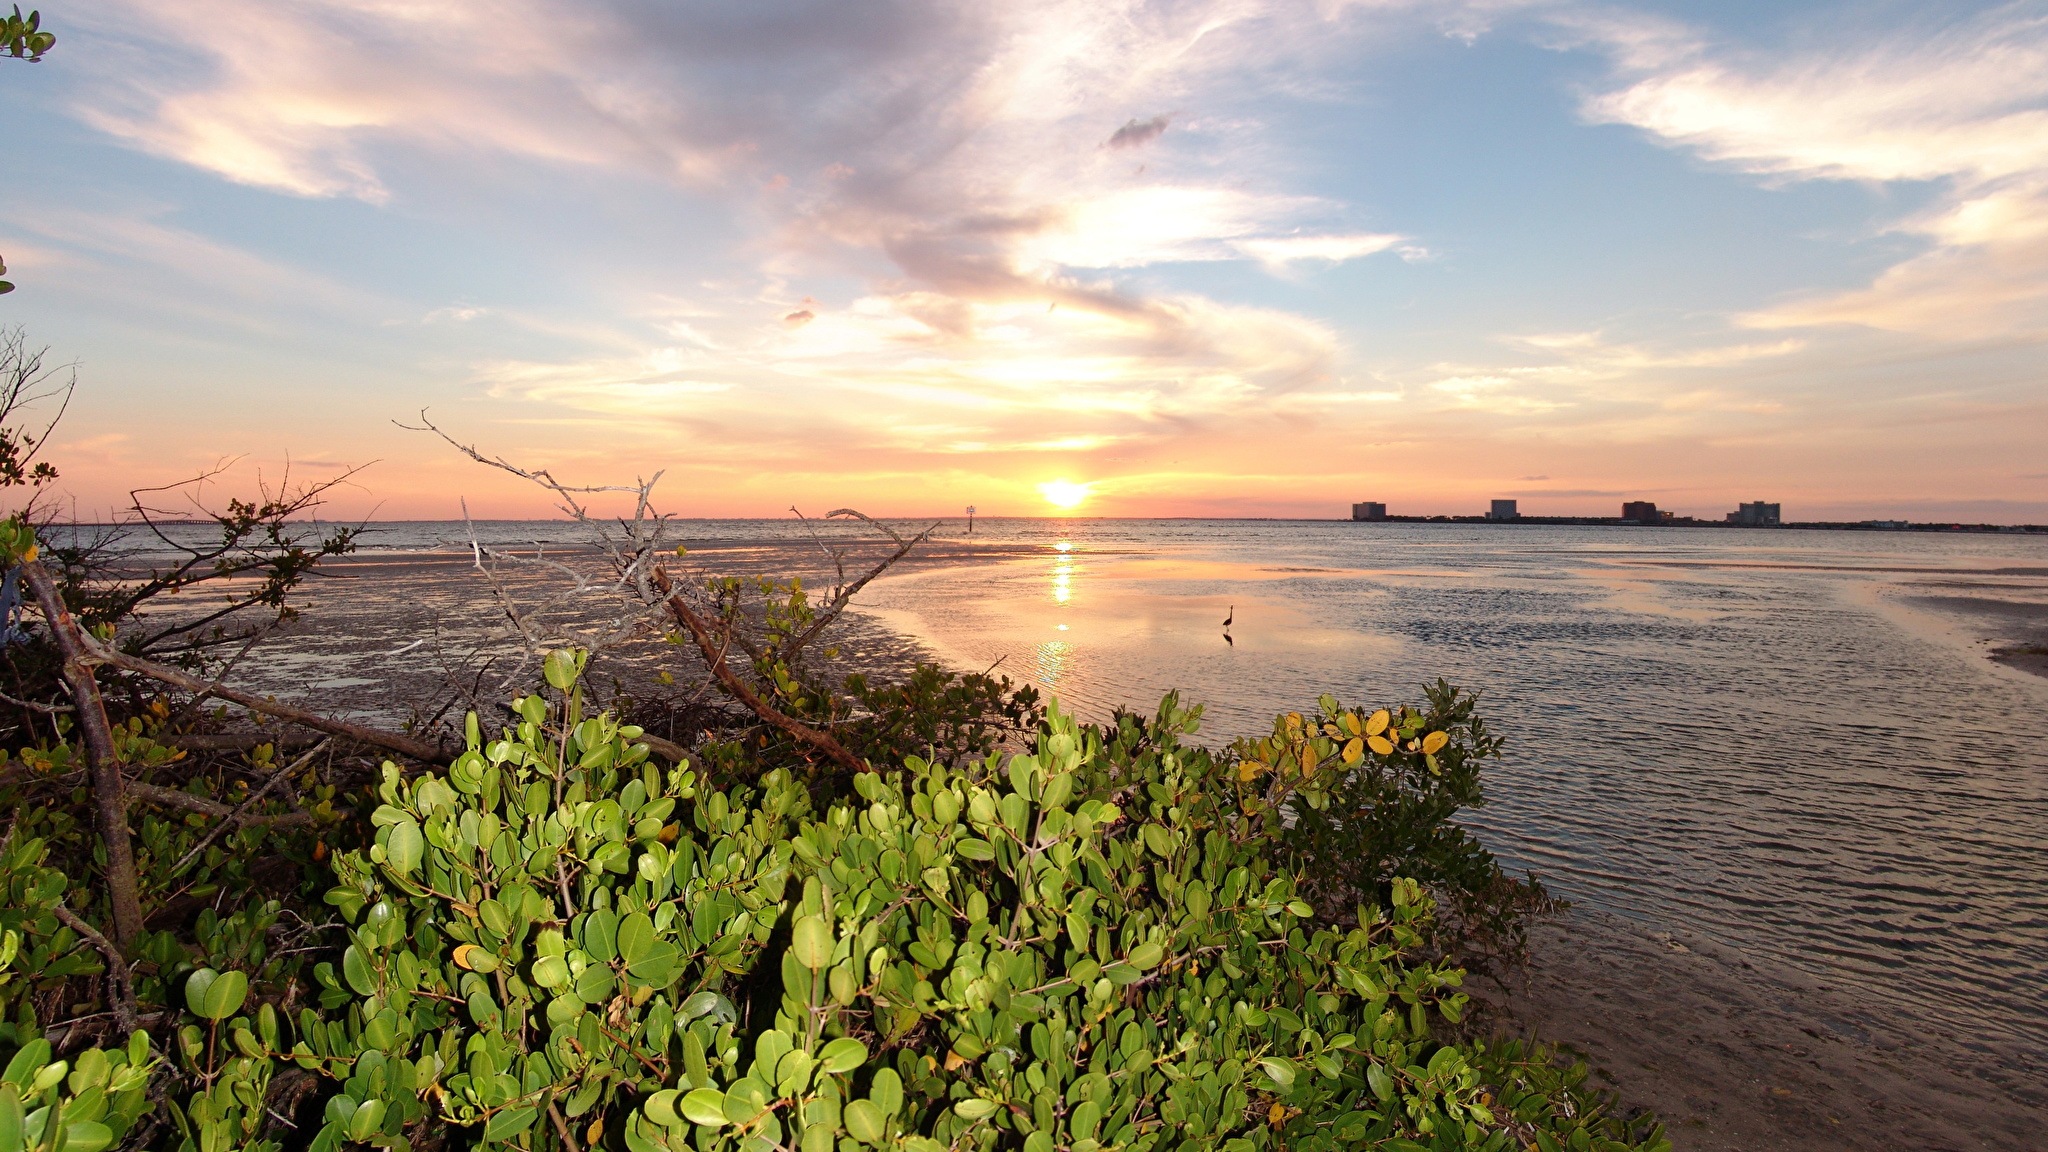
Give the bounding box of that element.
[1037,479,1092,510]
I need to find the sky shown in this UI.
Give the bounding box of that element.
[3,0,2046,523]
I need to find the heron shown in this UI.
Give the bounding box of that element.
[1222,605,1234,628]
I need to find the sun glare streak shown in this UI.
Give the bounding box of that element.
[1038,479,1092,509]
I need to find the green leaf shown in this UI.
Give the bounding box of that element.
[870,1067,903,1115]
[843,1099,885,1145]
[1259,1057,1296,1092]
[954,838,994,861]
[188,968,248,1021]
[584,908,619,960]
[342,945,376,996]
[575,964,615,1005]
[791,915,832,970]
[543,648,581,691]
[644,1089,680,1126]
[386,818,424,875]
[818,1037,867,1074]
[1367,1061,1394,1102]
[61,1121,113,1152]
[953,1099,998,1121]
[348,1099,387,1141]
[679,1089,729,1127]
[532,955,571,988]
[617,912,655,967]
[1127,942,1163,971]
[182,968,217,1017]
[627,943,677,987]
[484,1105,538,1141]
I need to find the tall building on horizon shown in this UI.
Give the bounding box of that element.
[1488,499,1518,521]
[1728,501,1781,526]
[1622,500,1659,522]
[1352,501,1387,521]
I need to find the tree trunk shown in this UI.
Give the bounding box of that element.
[20,561,145,947]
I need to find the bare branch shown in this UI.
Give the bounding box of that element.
[50,903,137,1035]
[168,739,330,877]
[653,566,864,775]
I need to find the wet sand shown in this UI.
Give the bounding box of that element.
[1476,910,2048,1151]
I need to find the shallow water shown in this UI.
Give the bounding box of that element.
[848,520,2048,1076]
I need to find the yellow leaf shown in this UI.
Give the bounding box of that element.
[1365,710,1390,737]
[1367,735,1395,756]
[452,944,482,971]
[1342,712,1362,736]
[1343,738,1363,764]
[1422,731,1448,755]
[1268,1102,1287,1127]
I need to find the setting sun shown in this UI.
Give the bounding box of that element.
[1037,479,1093,510]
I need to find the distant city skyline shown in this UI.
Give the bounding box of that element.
[4,1,2047,523]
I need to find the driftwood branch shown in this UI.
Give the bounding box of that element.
[124,780,313,827]
[653,567,864,775]
[21,560,145,947]
[77,640,449,765]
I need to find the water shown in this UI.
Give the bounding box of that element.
[843,520,2048,1074]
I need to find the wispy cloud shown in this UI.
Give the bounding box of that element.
[1579,5,2048,339]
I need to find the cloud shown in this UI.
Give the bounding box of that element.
[60,0,1438,465]
[1505,488,1624,497]
[1232,232,1404,270]
[1106,114,1171,150]
[1579,5,2048,339]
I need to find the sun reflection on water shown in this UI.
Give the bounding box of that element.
[1033,640,1071,685]
[1051,542,1075,605]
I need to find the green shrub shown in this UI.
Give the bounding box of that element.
[273,663,1663,1152]
[1235,684,1560,967]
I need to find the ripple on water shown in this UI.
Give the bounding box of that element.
[860,522,2048,1076]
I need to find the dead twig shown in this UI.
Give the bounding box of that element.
[49,903,138,1035]
[167,739,330,877]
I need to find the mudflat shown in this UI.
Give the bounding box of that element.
[1474,910,2048,1152]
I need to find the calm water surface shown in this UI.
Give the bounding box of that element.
[848,521,2048,1072]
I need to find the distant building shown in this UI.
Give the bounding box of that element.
[1862,520,1908,529]
[1352,502,1387,521]
[1621,500,1659,522]
[1487,499,1518,521]
[1728,501,1781,526]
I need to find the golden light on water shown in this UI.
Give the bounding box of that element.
[1037,479,1092,510]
